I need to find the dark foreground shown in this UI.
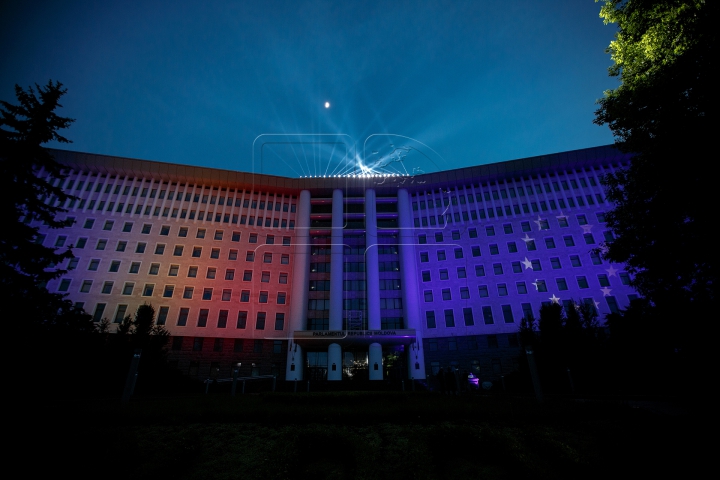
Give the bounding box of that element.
[18,392,701,479]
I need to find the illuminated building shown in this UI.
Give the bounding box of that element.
[37,145,637,383]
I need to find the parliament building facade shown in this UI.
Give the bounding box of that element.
[36,145,637,385]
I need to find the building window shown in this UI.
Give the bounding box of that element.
[275,313,285,330]
[507,242,518,253]
[583,233,595,244]
[577,276,589,289]
[211,248,220,259]
[214,230,223,241]
[160,225,170,236]
[246,251,255,262]
[489,244,499,255]
[516,282,527,294]
[173,245,184,256]
[570,255,581,267]
[116,241,127,252]
[478,285,489,297]
[240,290,250,302]
[502,305,514,323]
[590,251,603,265]
[192,246,202,258]
[183,286,194,299]
[188,266,198,277]
[177,308,189,326]
[425,311,436,328]
[101,281,113,294]
[444,309,455,327]
[259,291,268,303]
[123,222,133,233]
[482,306,494,325]
[620,272,631,285]
[556,278,568,291]
[206,267,216,279]
[193,337,204,350]
[545,237,556,249]
[142,284,154,296]
[236,311,248,329]
[598,274,610,287]
[92,303,106,322]
[179,227,188,237]
[424,290,433,302]
[157,306,169,325]
[497,283,508,296]
[202,288,213,300]
[96,239,107,250]
[457,267,466,278]
[149,263,160,275]
[196,228,206,239]
[279,273,288,284]
[163,285,174,298]
[221,289,232,301]
[437,250,446,261]
[493,263,503,275]
[420,252,429,262]
[154,244,165,255]
[256,312,266,330]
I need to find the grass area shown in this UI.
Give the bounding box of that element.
[20,392,699,479]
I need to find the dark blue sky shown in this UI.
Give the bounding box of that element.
[1,1,618,177]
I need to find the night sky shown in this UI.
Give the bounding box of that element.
[1,1,618,177]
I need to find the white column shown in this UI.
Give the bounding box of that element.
[329,189,344,330]
[286,189,311,381]
[365,188,383,380]
[328,188,344,380]
[368,343,383,380]
[398,188,426,380]
[327,343,342,381]
[365,188,381,330]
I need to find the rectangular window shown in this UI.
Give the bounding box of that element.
[472,246,481,257]
[485,226,495,236]
[590,251,603,265]
[143,284,154,296]
[256,312,266,330]
[489,244,499,255]
[444,309,455,328]
[202,288,213,300]
[502,305,514,323]
[425,311,436,328]
[570,255,581,267]
[149,263,160,275]
[178,227,188,237]
[157,306,169,325]
[556,278,568,291]
[463,307,474,326]
[534,280,547,292]
[96,239,107,250]
[517,281,527,294]
[478,285,489,297]
[240,290,250,302]
[197,309,209,328]
[545,237,556,249]
[507,242,518,253]
[183,286,194,299]
[437,250,446,261]
[598,274,610,287]
[101,281,113,294]
[176,307,189,326]
[136,242,147,254]
[497,283,508,296]
[163,285,174,298]
[482,306,494,325]
[550,257,561,269]
[80,280,93,293]
[493,263,503,275]
[123,222,133,233]
[475,265,485,277]
[424,290,433,302]
[192,246,202,258]
[92,303,106,322]
[236,311,248,329]
[275,313,285,330]
[577,276,589,289]
[221,289,232,301]
[154,244,165,255]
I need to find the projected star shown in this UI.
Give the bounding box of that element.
[522,257,533,270]
[556,211,567,220]
[549,294,560,304]
[521,233,535,244]
[532,279,541,291]
[600,287,612,297]
[581,224,594,234]
[606,265,618,277]
[594,299,601,310]
[534,215,545,231]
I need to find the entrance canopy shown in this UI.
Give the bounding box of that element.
[293,329,417,348]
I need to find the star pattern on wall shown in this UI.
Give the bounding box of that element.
[594,299,601,309]
[600,287,612,297]
[534,215,545,231]
[532,279,541,291]
[522,257,533,270]
[521,233,535,243]
[549,294,560,304]
[556,211,567,220]
[581,224,594,234]
[606,265,618,277]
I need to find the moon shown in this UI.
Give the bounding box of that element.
[324,102,330,108]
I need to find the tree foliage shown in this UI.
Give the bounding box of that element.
[0,81,82,327]
[594,1,717,319]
